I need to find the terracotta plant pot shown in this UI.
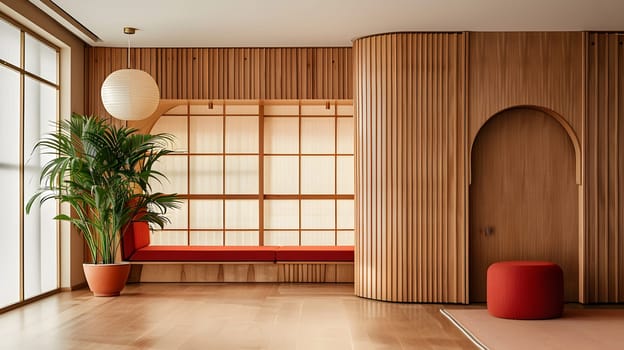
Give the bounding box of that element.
[83,263,131,297]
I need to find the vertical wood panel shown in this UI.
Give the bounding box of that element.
[82,33,624,304]
[136,263,353,283]
[354,33,467,303]
[468,32,586,303]
[85,47,352,118]
[469,108,579,302]
[586,33,624,303]
[468,32,585,146]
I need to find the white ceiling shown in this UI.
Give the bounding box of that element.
[30,0,624,47]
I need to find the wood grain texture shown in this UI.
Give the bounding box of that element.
[468,32,585,149]
[0,284,476,349]
[278,264,354,283]
[354,33,467,303]
[468,32,587,303]
[83,32,624,305]
[469,108,579,302]
[586,33,624,303]
[85,47,352,118]
[135,263,354,283]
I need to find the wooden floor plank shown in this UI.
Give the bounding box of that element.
[0,283,475,349]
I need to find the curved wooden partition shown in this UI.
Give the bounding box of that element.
[353,33,467,302]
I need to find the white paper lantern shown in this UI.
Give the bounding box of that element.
[101,69,160,121]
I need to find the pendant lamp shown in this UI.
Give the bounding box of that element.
[101,27,160,121]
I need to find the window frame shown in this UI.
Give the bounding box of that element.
[150,99,355,247]
[0,12,61,311]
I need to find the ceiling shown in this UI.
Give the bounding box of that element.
[30,0,624,47]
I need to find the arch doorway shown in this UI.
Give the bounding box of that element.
[469,107,579,302]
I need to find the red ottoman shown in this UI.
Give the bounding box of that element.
[487,261,563,319]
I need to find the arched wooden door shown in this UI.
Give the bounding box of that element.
[469,107,579,302]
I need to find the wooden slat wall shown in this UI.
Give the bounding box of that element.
[84,33,624,304]
[278,264,354,283]
[85,47,352,118]
[586,33,624,303]
[133,263,354,283]
[353,33,467,303]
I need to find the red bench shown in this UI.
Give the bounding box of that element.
[122,222,354,263]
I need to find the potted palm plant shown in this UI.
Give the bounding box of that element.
[26,113,178,296]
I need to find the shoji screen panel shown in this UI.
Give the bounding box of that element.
[354,33,467,303]
[149,106,189,245]
[263,100,355,247]
[586,33,624,303]
[145,100,354,247]
[263,101,300,246]
[148,101,261,246]
[85,48,352,119]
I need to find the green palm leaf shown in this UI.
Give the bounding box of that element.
[27,113,180,264]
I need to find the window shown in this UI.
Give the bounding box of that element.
[0,16,59,308]
[149,100,354,246]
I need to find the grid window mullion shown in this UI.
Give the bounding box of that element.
[151,100,354,248]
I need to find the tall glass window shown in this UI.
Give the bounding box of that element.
[0,17,59,308]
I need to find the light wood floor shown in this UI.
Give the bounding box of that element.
[0,283,476,350]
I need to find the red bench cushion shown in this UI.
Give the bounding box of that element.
[275,246,354,261]
[130,245,278,262]
[122,222,151,260]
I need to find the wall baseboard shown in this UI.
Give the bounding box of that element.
[60,282,88,291]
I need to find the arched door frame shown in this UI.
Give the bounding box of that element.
[467,104,584,303]
[470,105,582,185]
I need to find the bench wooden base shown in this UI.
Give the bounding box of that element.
[129,262,354,283]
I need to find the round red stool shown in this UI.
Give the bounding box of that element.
[487,261,563,319]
